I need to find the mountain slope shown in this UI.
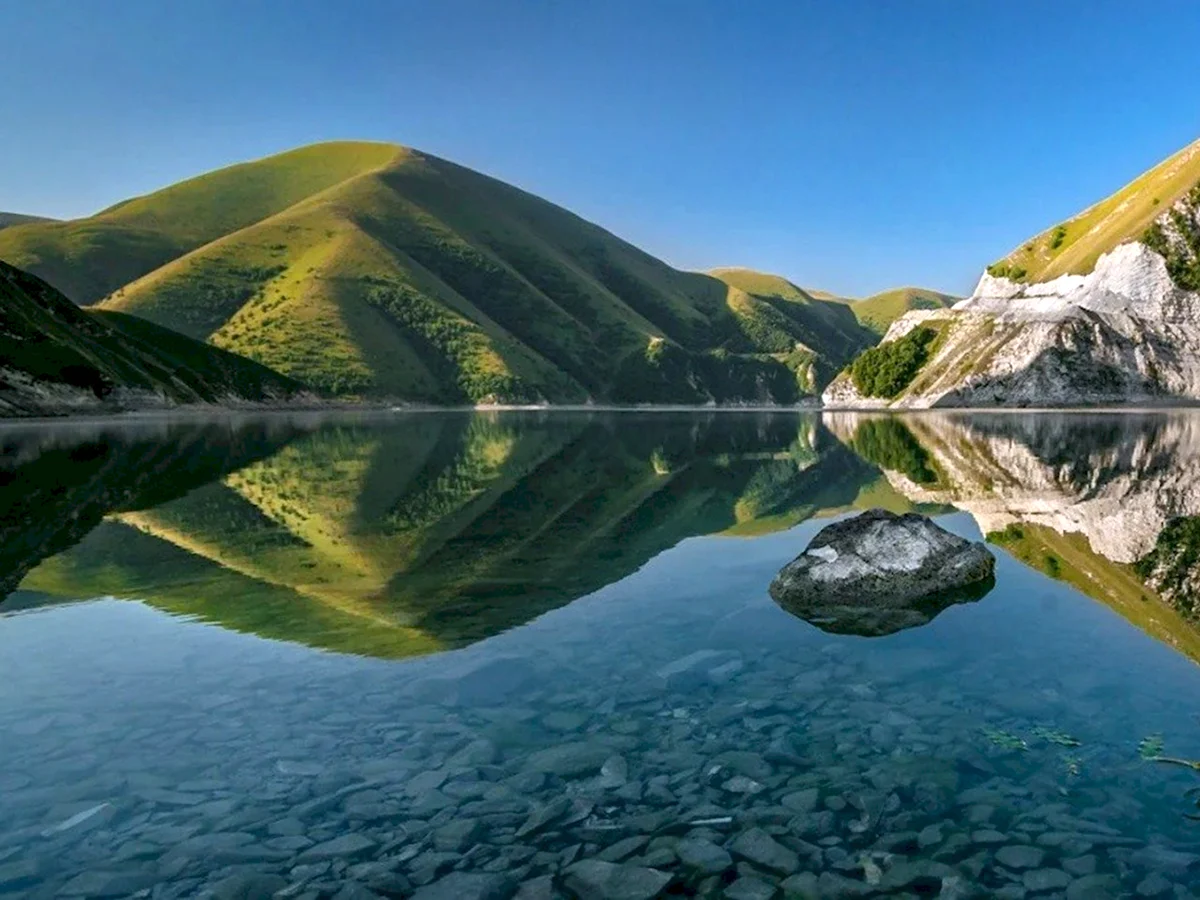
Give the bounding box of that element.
[989,137,1200,284]
[825,136,1200,408]
[1,143,870,405]
[0,143,401,304]
[0,212,55,232]
[851,286,958,335]
[0,260,304,416]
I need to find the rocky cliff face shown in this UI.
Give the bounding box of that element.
[824,191,1200,408]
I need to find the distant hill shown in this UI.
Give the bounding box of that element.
[851,286,958,335]
[988,137,1200,283]
[706,267,876,387]
[0,260,304,416]
[0,142,874,405]
[0,212,55,232]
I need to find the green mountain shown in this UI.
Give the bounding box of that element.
[988,136,1200,283]
[0,261,305,416]
[0,142,874,405]
[0,212,54,232]
[851,286,958,335]
[9,413,894,658]
[710,271,956,338]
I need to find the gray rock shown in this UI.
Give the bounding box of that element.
[780,873,819,899]
[1062,855,1096,876]
[516,797,571,837]
[596,835,651,862]
[996,845,1045,870]
[411,871,515,900]
[725,876,779,900]
[730,828,800,875]
[433,818,482,852]
[677,837,733,875]
[60,870,158,897]
[211,872,288,899]
[655,650,730,688]
[562,860,672,900]
[1023,868,1071,893]
[780,789,819,814]
[526,742,610,777]
[297,834,377,862]
[714,751,773,781]
[1129,844,1199,875]
[0,860,39,892]
[333,884,384,900]
[768,509,995,637]
[514,875,557,900]
[1136,873,1174,897]
[815,871,873,898]
[1065,874,1121,900]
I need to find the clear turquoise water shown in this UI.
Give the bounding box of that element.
[2,412,1200,898]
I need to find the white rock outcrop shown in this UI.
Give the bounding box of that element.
[823,201,1200,408]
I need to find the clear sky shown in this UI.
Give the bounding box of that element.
[4,0,1199,296]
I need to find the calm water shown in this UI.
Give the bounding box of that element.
[3,411,1200,899]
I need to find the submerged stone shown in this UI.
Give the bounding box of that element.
[769,508,995,636]
[562,860,672,900]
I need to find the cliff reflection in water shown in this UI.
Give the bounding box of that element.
[826,411,1200,661]
[5,412,899,658]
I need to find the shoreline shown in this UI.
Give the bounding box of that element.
[7,399,1200,428]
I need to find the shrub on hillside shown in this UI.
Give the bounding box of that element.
[1142,184,1200,292]
[848,326,938,398]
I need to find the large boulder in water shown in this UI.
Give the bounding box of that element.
[769,508,995,636]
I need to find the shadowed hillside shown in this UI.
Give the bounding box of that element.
[0,261,305,416]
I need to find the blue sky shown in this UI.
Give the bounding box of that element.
[4,0,1199,296]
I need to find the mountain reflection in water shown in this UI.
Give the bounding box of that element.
[5,410,1200,663]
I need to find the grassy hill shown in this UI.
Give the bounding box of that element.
[709,270,955,337]
[706,267,875,388]
[0,212,54,232]
[988,136,1200,283]
[0,142,874,404]
[0,260,303,416]
[851,286,958,335]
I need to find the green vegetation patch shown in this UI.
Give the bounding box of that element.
[1141,183,1200,291]
[848,326,938,398]
[1136,514,1200,616]
[847,417,942,484]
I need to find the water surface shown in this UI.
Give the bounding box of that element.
[3,411,1200,898]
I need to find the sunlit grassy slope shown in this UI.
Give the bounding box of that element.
[0,261,302,416]
[851,287,958,335]
[0,142,875,404]
[989,136,1200,283]
[0,143,400,303]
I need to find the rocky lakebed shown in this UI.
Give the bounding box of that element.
[5,520,1200,900]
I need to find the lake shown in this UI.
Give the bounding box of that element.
[2,410,1200,899]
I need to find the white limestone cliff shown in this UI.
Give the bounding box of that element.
[823,198,1200,408]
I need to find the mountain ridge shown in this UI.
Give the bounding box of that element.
[1,142,884,406]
